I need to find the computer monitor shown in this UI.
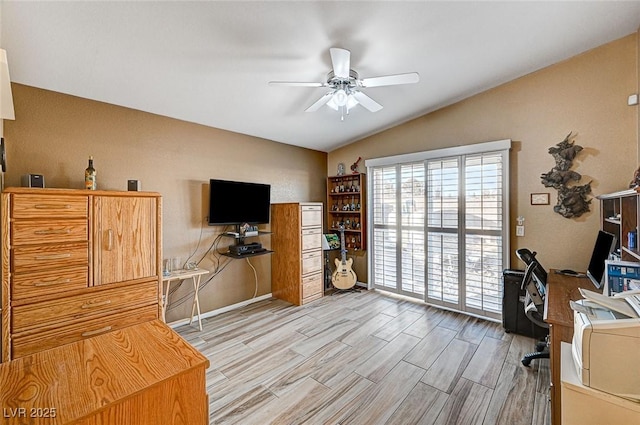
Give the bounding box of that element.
[586,230,616,289]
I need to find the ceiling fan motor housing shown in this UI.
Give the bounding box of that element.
[327,69,360,88]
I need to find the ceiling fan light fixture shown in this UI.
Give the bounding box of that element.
[333,89,348,106]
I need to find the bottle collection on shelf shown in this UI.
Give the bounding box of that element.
[330,179,360,194]
[329,175,364,250]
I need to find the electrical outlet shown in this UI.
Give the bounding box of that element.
[516,225,525,237]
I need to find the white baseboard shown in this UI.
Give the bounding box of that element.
[168,293,273,329]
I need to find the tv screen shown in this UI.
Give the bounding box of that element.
[208,179,271,226]
[586,230,616,289]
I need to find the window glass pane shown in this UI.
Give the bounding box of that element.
[427,159,459,229]
[370,147,507,318]
[427,232,459,304]
[465,234,503,313]
[401,229,425,295]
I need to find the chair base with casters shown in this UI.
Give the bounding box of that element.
[522,337,549,367]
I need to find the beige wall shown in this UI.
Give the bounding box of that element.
[330,34,639,278]
[4,84,327,322]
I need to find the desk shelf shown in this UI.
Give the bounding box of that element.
[598,189,640,261]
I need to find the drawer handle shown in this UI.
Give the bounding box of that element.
[34,204,72,210]
[34,229,72,235]
[81,326,112,337]
[107,229,113,251]
[34,253,72,260]
[34,278,71,287]
[81,299,112,309]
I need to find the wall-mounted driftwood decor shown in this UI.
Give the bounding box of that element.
[540,132,591,218]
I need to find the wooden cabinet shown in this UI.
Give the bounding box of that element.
[0,320,209,425]
[271,202,323,305]
[327,173,366,251]
[93,195,158,285]
[1,188,162,362]
[599,188,640,261]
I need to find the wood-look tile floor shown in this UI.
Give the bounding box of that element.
[176,289,551,425]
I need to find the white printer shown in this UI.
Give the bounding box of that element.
[572,299,640,401]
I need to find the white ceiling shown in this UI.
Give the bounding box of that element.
[2,1,640,153]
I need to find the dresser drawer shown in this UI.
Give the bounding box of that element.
[301,227,322,251]
[302,273,323,299]
[12,219,88,245]
[301,204,322,227]
[12,265,89,301]
[12,194,88,219]
[301,250,322,275]
[12,280,158,333]
[12,242,88,273]
[11,304,158,359]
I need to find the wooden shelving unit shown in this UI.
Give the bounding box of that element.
[598,188,639,261]
[327,173,366,251]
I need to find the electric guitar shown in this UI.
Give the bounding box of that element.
[332,224,357,290]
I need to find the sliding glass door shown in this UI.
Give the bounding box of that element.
[368,141,510,319]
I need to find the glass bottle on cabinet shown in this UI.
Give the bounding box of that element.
[327,173,366,251]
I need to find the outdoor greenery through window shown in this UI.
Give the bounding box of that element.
[367,140,510,319]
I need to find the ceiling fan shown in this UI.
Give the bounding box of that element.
[269,47,419,120]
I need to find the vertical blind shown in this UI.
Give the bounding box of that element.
[368,141,510,319]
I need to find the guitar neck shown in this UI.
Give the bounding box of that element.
[340,226,347,263]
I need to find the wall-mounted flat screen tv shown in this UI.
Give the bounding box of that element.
[208,179,271,226]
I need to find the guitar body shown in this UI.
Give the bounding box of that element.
[331,224,357,290]
[332,257,357,289]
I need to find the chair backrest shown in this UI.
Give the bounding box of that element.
[516,248,549,329]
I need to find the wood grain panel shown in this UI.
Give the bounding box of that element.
[301,227,322,251]
[1,192,11,362]
[11,194,88,219]
[12,219,88,245]
[301,205,322,227]
[12,280,157,332]
[12,305,158,358]
[0,320,208,425]
[545,271,599,425]
[93,196,156,285]
[12,265,88,301]
[301,250,322,275]
[13,242,88,273]
[302,273,322,299]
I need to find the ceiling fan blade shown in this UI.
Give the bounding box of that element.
[330,48,350,79]
[269,81,325,87]
[305,92,335,112]
[352,91,383,112]
[360,72,420,88]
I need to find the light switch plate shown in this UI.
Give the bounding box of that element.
[516,225,525,237]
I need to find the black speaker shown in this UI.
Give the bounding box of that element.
[502,269,547,338]
[127,180,140,191]
[21,174,45,188]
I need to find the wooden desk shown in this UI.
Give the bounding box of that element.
[0,320,209,424]
[161,268,209,330]
[545,270,599,425]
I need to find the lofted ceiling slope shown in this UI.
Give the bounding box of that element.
[2,1,640,152]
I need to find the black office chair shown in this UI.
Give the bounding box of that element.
[515,248,550,367]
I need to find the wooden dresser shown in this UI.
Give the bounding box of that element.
[0,320,209,425]
[271,202,324,305]
[1,188,162,362]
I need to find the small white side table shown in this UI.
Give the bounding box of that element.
[161,268,210,331]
